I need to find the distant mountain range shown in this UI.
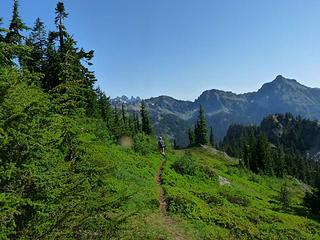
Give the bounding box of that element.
[112,95,141,104]
[112,75,320,146]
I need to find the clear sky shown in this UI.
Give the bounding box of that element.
[1,0,320,100]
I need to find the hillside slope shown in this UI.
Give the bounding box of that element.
[68,142,319,240]
[104,145,320,239]
[4,118,319,239]
[161,147,320,239]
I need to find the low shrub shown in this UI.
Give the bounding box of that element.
[167,193,199,217]
[199,165,217,179]
[226,166,240,176]
[226,195,250,207]
[219,189,250,207]
[277,182,292,209]
[133,133,157,155]
[303,189,320,214]
[171,155,198,176]
[194,192,224,206]
[248,173,263,183]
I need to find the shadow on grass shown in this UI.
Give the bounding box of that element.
[271,202,320,222]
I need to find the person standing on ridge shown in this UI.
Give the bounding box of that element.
[158,136,165,155]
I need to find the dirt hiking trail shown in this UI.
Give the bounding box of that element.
[156,157,191,240]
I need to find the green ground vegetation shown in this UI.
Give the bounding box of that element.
[162,148,320,240]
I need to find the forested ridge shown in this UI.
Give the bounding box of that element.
[222,113,320,181]
[222,113,320,214]
[1,1,320,239]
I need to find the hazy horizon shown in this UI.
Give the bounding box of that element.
[2,0,320,100]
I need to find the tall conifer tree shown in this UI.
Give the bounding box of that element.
[188,128,195,147]
[42,31,60,90]
[5,0,28,45]
[121,104,127,124]
[254,134,273,174]
[194,106,208,146]
[55,2,68,49]
[275,146,286,177]
[134,114,141,133]
[209,126,214,147]
[49,2,97,116]
[0,18,7,42]
[26,18,47,72]
[96,87,112,124]
[140,101,152,135]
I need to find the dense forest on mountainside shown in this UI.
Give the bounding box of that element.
[222,113,320,212]
[222,113,320,182]
[1,1,320,239]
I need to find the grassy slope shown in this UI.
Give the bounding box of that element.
[74,120,320,240]
[161,148,320,240]
[76,121,172,239]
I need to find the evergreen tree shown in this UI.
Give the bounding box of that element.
[140,101,152,135]
[0,18,7,42]
[188,128,195,147]
[134,114,141,133]
[77,47,97,116]
[304,185,320,214]
[53,3,97,115]
[96,87,112,124]
[113,105,121,137]
[242,143,250,169]
[51,79,87,116]
[49,11,97,115]
[275,146,286,177]
[58,37,82,83]
[304,190,320,214]
[48,34,96,116]
[278,182,291,209]
[52,37,90,113]
[5,0,28,45]
[173,138,178,149]
[0,18,11,65]
[209,126,214,147]
[55,2,68,48]
[255,134,273,175]
[25,18,47,72]
[122,103,127,125]
[194,106,208,146]
[128,114,136,136]
[42,31,60,90]
[120,103,130,135]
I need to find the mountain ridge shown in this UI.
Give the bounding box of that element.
[112,75,319,104]
[112,75,320,146]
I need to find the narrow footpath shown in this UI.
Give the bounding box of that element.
[155,157,190,240]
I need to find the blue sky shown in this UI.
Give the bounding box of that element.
[1,0,320,100]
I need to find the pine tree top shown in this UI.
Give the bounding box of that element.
[5,0,28,44]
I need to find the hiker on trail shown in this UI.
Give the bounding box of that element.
[158,136,165,155]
